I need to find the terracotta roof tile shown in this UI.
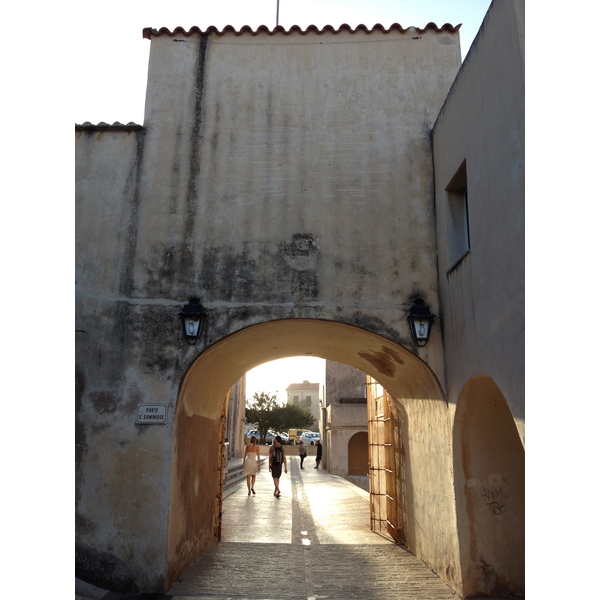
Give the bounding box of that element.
[286,382,320,391]
[75,122,143,131]
[142,22,461,40]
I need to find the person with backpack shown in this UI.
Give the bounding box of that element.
[269,435,287,498]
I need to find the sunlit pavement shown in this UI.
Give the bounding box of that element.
[167,456,458,600]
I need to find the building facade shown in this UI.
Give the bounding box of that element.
[75,2,524,597]
[323,361,368,485]
[286,380,321,426]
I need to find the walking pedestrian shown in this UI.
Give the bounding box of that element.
[314,439,323,469]
[242,435,260,495]
[298,440,307,469]
[269,435,287,497]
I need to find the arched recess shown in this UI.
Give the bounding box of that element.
[453,376,525,597]
[347,431,368,476]
[166,318,446,589]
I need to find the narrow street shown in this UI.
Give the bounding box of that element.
[167,456,458,599]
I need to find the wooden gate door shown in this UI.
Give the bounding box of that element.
[367,378,406,544]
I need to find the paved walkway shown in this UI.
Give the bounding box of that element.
[166,455,458,600]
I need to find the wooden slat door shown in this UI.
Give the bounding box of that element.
[367,378,405,544]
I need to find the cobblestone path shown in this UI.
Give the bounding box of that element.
[168,457,457,600]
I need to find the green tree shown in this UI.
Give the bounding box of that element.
[245,392,279,444]
[245,392,315,443]
[270,403,315,433]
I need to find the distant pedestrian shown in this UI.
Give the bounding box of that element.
[298,440,307,469]
[314,439,323,469]
[269,435,287,497]
[242,435,260,495]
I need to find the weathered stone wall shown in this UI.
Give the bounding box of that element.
[136,26,459,341]
[76,127,179,593]
[325,361,366,406]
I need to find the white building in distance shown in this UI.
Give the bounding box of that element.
[286,380,321,427]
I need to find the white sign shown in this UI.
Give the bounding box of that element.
[136,404,167,424]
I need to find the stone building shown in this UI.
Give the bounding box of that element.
[75,1,524,597]
[286,380,320,425]
[323,361,368,486]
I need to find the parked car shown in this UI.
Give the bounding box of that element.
[276,432,291,444]
[288,429,311,444]
[300,432,320,445]
[246,429,277,444]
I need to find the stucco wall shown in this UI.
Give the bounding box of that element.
[432,0,525,438]
[76,127,176,593]
[136,26,459,345]
[326,403,367,476]
[431,0,525,595]
[398,395,459,580]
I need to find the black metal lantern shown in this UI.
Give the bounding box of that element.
[178,298,206,345]
[407,299,435,347]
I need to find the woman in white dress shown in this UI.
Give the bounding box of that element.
[242,435,260,495]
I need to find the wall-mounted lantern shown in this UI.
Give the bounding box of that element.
[407,298,435,347]
[178,298,206,345]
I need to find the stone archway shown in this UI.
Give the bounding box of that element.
[166,318,454,590]
[453,376,525,597]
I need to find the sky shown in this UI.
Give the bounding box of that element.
[245,356,326,405]
[73,0,493,125]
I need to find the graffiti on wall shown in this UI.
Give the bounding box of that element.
[467,475,511,516]
[481,486,510,515]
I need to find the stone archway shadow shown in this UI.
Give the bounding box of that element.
[166,318,446,588]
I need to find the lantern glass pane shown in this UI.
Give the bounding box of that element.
[416,319,429,339]
[185,318,200,337]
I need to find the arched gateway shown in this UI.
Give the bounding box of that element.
[167,318,454,588]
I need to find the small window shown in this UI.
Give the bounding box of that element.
[446,160,470,269]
